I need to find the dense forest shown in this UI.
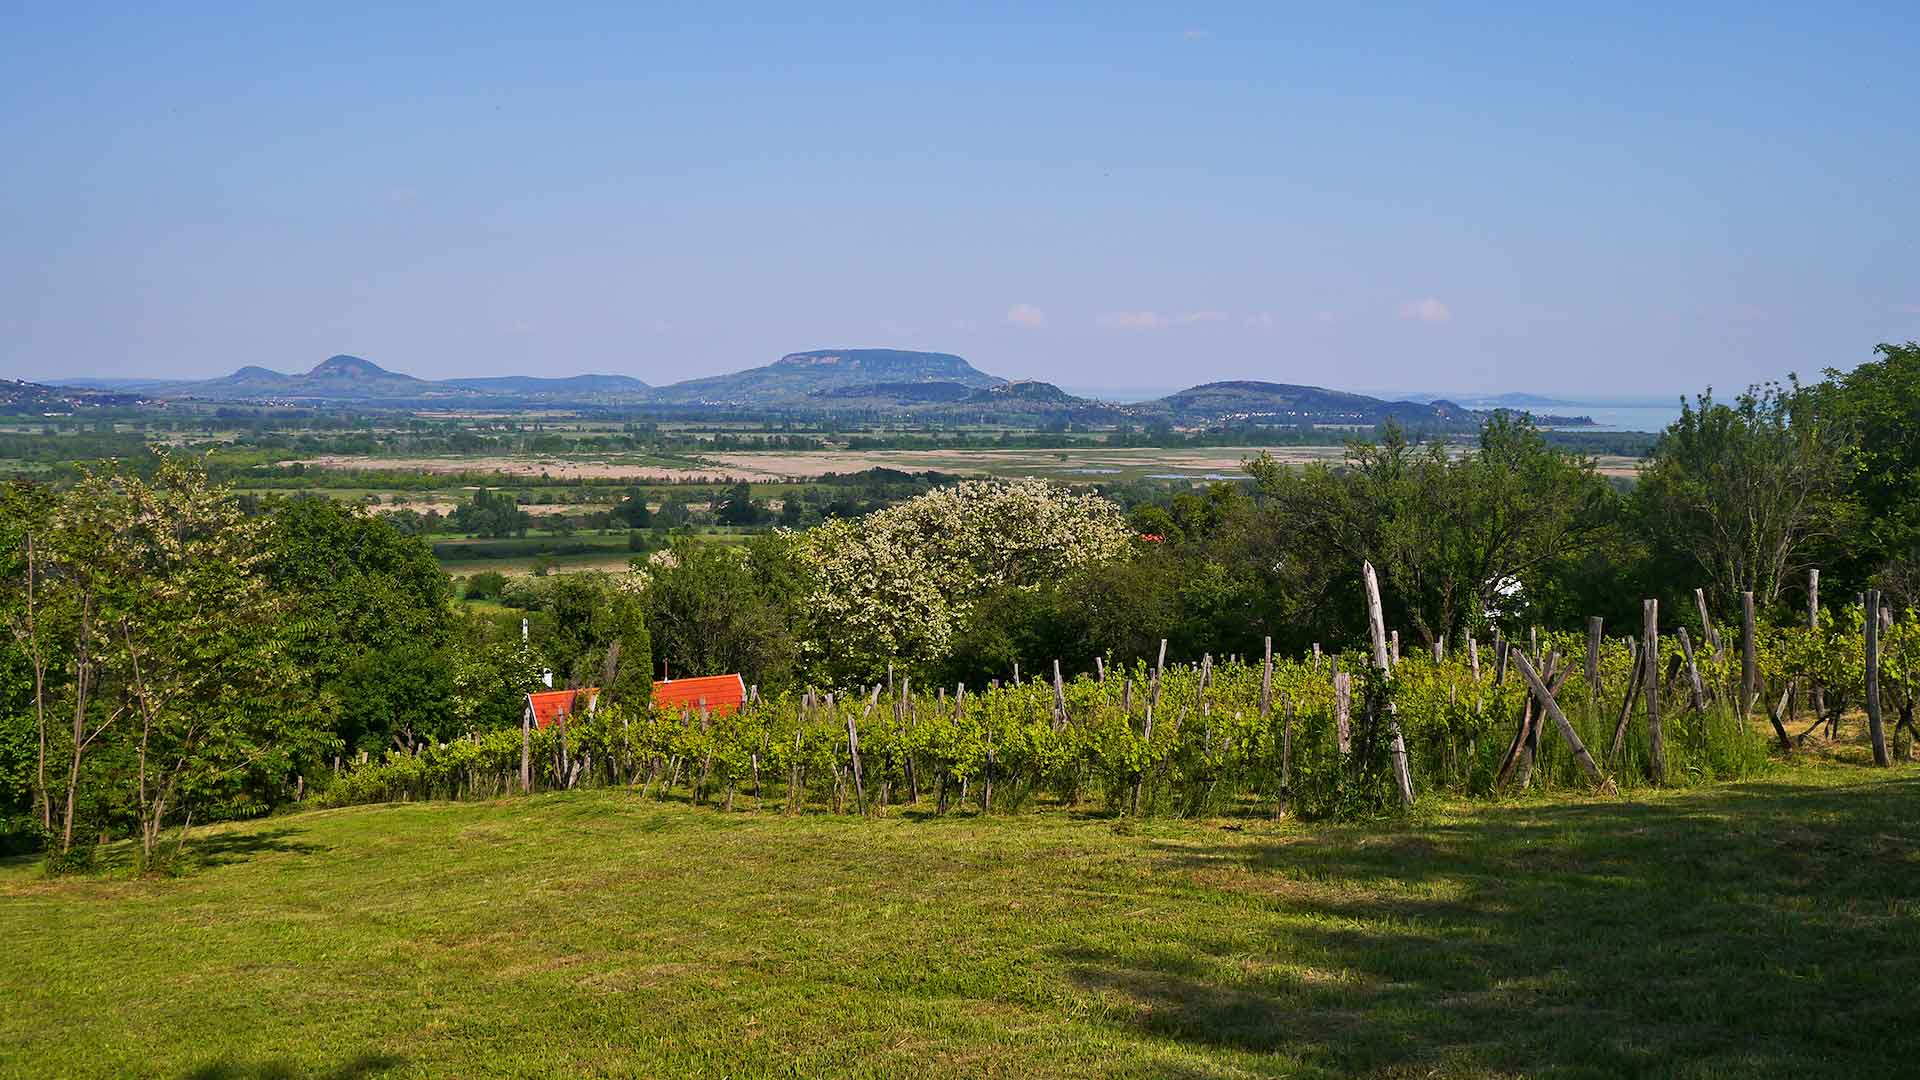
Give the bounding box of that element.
[2,343,1914,865]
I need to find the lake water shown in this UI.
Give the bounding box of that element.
[1538,403,1685,433]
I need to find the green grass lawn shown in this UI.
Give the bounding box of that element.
[4,763,1917,1078]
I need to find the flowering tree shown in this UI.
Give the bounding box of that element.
[798,479,1131,683]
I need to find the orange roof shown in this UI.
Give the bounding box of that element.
[653,674,747,715]
[526,687,598,729]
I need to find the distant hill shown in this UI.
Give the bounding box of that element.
[1155,381,1471,424]
[41,349,1584,427]
[809,381,978,404]
[651,349,1004,404]
[2,378,150,414]
[59,356,654,407]
[442,374,650,396]
[965,379,1082,405]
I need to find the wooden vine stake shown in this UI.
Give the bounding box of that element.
[1644,598,1664,784]
[1866,587,1889,766]
[1333,672,1352,755]
[1511,650,1617,795]
[1362,561,1416,807]
[1741,591,1759,718]
[1676,626,1708,716]
[1585,616,1603,714]
[1807,569,1824,721]
[1694,587,1723,663]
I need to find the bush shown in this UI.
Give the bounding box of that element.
[465,571,508,600]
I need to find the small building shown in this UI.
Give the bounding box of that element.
[652,674,747,716]
[525,687,599,730]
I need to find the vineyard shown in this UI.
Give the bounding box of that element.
[320,570,1919,819]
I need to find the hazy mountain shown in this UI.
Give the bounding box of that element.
[442,374,650,395]
[651,348,1005,404]
[1155,381,1473,424]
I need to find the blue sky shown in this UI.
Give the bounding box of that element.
[2,3,1915,395]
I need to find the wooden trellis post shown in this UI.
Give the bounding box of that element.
[1363,561,1416,807]
[1867,588,1889,766]
[1512,650,1616,795]
[1644,599,1664,784]
[1741,591,1759,718]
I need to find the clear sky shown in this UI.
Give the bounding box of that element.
[2,3,1915,396]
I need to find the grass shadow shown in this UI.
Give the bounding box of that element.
[181,1052,403,1080]
[1061,773,1920,1078]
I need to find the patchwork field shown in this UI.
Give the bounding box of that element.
[5,761,1915,1078]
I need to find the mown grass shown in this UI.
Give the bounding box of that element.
[3,757,1916,1078]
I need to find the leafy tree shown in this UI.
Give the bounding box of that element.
[527,573,652,708]
[640,535,801,690]
[1817,342,1920,601]
[464,570,508,601]
[612,487,653,528]
[261,497,456,753]
[1250,416,1615,646]
[714,482,768,526]
[21,454,328,862]
[798,479,1132,682]
[452,488,530,538]
[1633,382,1851,613]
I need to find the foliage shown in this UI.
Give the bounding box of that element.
[797,478,1133,682]
[1249,415,1617,645]
[639,535,801,690]
[1633,381,1852,611]
[451,487,531,538]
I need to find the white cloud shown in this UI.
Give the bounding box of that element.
[1899,302,1920,314]
[1098,310,1231,330]
[1006,304,1047,328]
[1099,311,1170,330]
[1242,313,1276,329]
[1312,310,1342,324]
[1183,28,1210,40]
[1395,297,1453,324]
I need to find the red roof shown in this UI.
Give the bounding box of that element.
[526,688,598,729]
[653,674,747,716]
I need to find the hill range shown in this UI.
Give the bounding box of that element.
[39,349,1589,426]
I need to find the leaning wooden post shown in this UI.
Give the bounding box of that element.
[1867,588,1889,766]
[1362,561,1416,807]
[1278,699,1294,819]
[1468,636,1481,680]
[1644,599,1664,784]
[1259,637,1273,717]
[1694,587,1723,663]
[520,699,533,794]
[1390,629,1400,664]
[1052,659,1068,733]
[1808,569,1825,721]
[1585,616,1603,718]
[1740,591,1758,717]
[1333,672,1353,755]
[1513,650,1617,794]
[1676,627,1708,716]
